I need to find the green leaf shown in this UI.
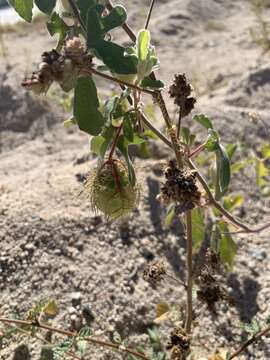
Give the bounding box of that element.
[231,159,254,174]
[74,77,105,136]
[90,127,114,157]
[256,158,269,187]
[117,135,136,186]
[76,0,96,24]
[142,129,158,140]
[42,300,58,316]
[217,144,231,193]
[35,0,56,14]
[8,0,33,22]
[141,77,165,89]
[93,40,138,74]
[192,208,206,252]
[136,29,155,80]
[86,5,103,46]
[262,143,270,159]
[63,117,77,127]
[226,143,238,161]
[205,129,220,151]
[47,12,69,49]
[53,339,73,360]
[137,29,150,61]
[218,222,237,268]
[193,114,213,129]
[123,113,134,142]
[181,127,196,146]
[102,5,127,33]
[223,194,244,211]
[164,204,175,227]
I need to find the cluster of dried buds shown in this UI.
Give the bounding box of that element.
[196,249,234,313]
[22,37,92,94]
[167,327,190,360]
[143,260,166,284]
[169,74,196,117]
[157,160,201,214]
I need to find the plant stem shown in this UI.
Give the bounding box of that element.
[153,91,183,167]
[214,156,221,200]
[67,0,86,32]
[0,317,149,360]
[166,273,188,290]
[185,211,193,334]
[106,1,136,42]
[84,67,154,96]
[229,325,270,360]
[103,1,269,234]
[145,0,156,29]
[108,125,123,160]
[139,110,172,147]
[5,323,80,360]
[187,158,270,233]
[177,109,182,140]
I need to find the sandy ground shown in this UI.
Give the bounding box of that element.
[0,0,270,359]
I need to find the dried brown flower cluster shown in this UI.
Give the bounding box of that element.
[167,327,190,360]
[157,160,201,214]
[22,37,91,94]
[169,74,196,117]
[196,249,234,312]
[143,260,166,284]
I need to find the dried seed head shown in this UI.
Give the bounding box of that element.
[158,160,201,214]
[205,248,220,272]
[22,72,53,94]
[167,327,190,360]
[143,260,166,283]
[196,250,234,311]
[22,50,65,94]
[85,160,140,220]
[170,346,183,360]
[169,74,196,117]
[169,74,192,99]
[63,37,86,63]
[41,49,61,65]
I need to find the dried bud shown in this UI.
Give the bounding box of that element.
[143,260,166,283]
[169,74,196,117]
[158,160,201,214]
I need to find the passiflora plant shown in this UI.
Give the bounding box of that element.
[2,0,270,359]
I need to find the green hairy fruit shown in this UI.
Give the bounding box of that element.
[86,160,140,219]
